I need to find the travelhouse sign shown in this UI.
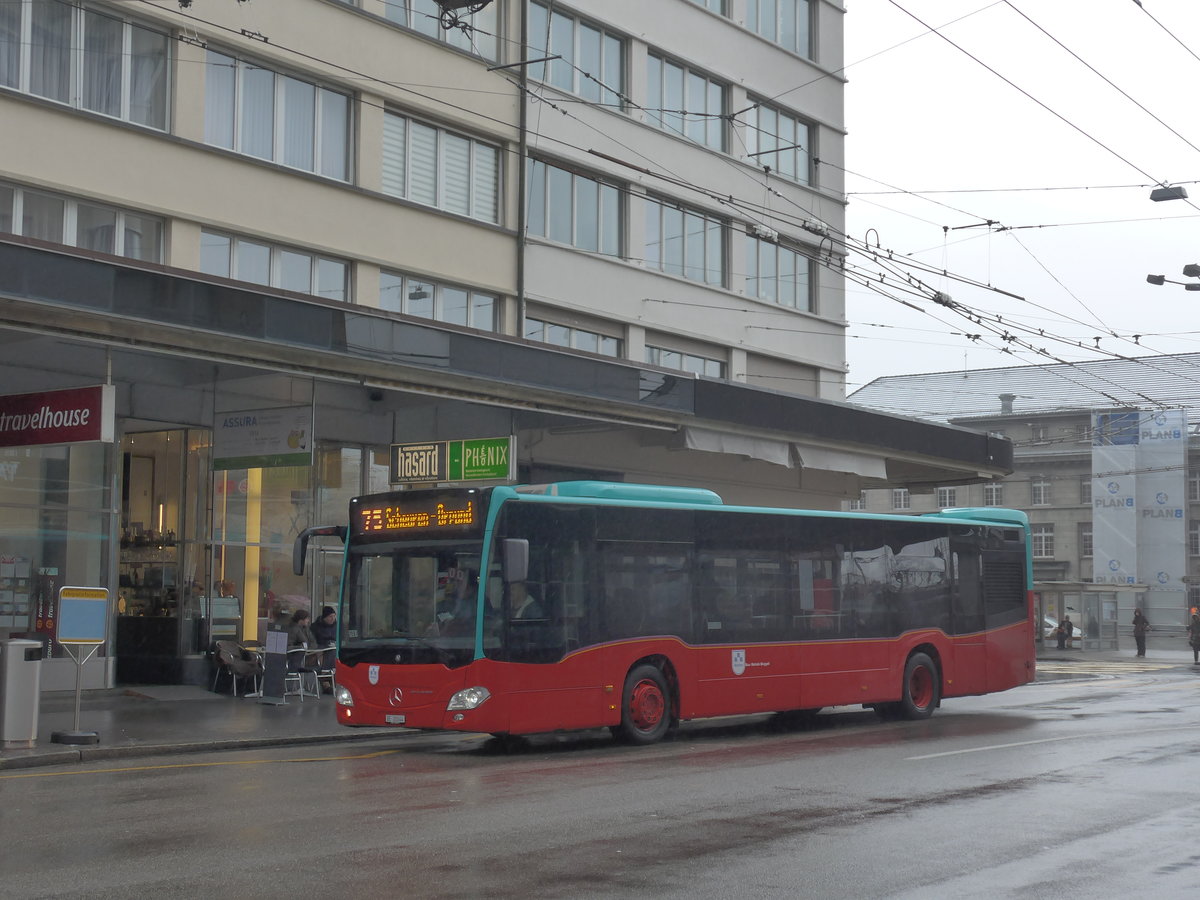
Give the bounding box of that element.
[390,436,514,484]
[0,385,115,448]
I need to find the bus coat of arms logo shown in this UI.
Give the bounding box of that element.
[731,649,746,676]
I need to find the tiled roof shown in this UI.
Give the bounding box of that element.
[849,353,1200,424]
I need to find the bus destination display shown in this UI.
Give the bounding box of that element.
[352,492,482,538]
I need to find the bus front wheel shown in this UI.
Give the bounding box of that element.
[615,664,673,744]
[899,652,940,720]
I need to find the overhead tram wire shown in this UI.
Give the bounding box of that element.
[142,0,1198,402]
[883,0,1200,218]
[1003,0,1200,160]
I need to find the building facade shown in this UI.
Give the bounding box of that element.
[0,0,1012,690]
[850,355,1200,633]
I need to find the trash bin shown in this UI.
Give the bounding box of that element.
[1,639,43,749]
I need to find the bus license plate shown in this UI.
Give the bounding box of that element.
[386,714,406,724]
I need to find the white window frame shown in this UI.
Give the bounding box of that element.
[744,100,812,186]
[846,492,866,511]
[892,488,910,510]
[0,0,169,129]
[527,3,624,106]
[526,159,621,256]
[1079,476,1092,505]
[645,345,724,377]
[746,0,811,57]
[1189,469,1200,502]
[744,231,811,310]
[1079,523,1092,559]
[1031,523,1054,559]
[384,0,498,60]
[381,111,500,224]
[1031,477,1052,506]
[645,196,725,286]
[1190,520,1200,557]
[937,487,957,509]
[204,49,350,181]
[985,483,1004,507]
[0,180,163,261]
[525,317,621,357]
[200,230,350,302]
[646,53,726,150]
[379,270,495,331]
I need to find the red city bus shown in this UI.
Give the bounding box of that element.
[294,481,1034,744]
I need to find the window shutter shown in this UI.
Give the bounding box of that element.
[380,114,407,198]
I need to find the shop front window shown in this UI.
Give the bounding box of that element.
[0,442,112,657]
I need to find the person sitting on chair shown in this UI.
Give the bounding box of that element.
[311,605,337,670]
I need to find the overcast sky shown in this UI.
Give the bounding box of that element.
[840,0,1200,392]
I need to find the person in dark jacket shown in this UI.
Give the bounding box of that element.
[311,606,337,647]
[1132,608,1151,657]
[311,605,337,672]
[1187,612,1200,665]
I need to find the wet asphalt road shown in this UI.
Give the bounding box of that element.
[3,660,1200,899]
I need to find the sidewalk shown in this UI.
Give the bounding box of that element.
[3,634,1197,771]
[0,684,398,771]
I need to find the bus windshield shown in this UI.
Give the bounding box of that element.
[341,539,485,669]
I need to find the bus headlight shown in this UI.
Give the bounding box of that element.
[447,686,491,710]
[334,684,354,707]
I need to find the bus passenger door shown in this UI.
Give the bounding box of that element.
[949,543,988,696]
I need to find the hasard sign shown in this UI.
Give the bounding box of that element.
[390,436,514,484]
[0,385,115,449]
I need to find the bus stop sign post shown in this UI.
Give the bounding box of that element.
[50,586,107,745]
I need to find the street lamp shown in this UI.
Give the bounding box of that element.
[1146,269,1200,290]
[1150,185,1189,202]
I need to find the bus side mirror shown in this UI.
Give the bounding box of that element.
[501,538,528,584]
[293,525,347,575]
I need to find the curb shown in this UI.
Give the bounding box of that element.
[0,729,405,772]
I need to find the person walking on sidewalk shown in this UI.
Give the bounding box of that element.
[1132,608,1151,657]
[1188,612,1200,665]
[1062,615,1074,649]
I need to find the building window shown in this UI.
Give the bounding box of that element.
[525,318,621,357]
[384,0,498,60]
[205,50,350,181]
[1031,477,1052,506]
[645,53,726,150]
[1079,476,1092,505]
[200,230,349,302]
[1031,523,1054,559]
[1190,586,1200,610]
[985,483,1004,506]
[1079,523,1092,559]
[937,487,957,508]
[0,181,163,262]
[1190,520,1200,557]
[892,488,910,510]
[747,0,811,57]
[645,345,724,377]
[743,101,811,186]
[526,159,621,256]
[527,3,624,106]
[846,492,866,511]
[645,196,725,286]
[379,271,495,330]
[744,232,811,310]
[1190,469,1200,502]
[381,111,500,223]
[0,1,169,129]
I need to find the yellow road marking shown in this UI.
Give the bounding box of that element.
[0,747,399,780]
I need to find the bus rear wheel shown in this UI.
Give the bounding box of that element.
[615,664,672,744]
[899,652,940,719]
